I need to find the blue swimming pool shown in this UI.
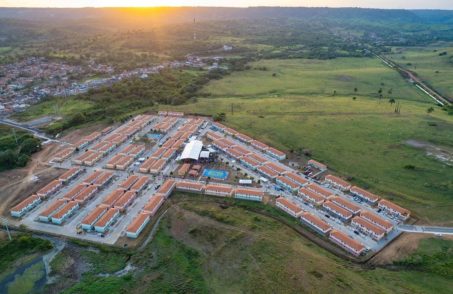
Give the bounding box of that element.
[202,168,229,180]
[147,133,163,140]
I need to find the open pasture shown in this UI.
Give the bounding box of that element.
[387,46,453,100]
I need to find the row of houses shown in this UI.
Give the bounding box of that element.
[126,194,165,238]
[278,189,394,243]
[158,111,184,117]
[120,144,146,158]
[275,197,366,256]
[114,114,155,138]
[75,131,103,150]
[34,170,116,225]
[211,124,286,161]
[125,177,180,238]
[105,154,135,170]
[324,174,410,220]
[209,131,315,195]
[38,199,80,225]
[10,167,85,218]
[73,150,103,166]
[91,141,117,156]
[175,180,265,201]
[74,115,155,167]
[125,179,176,238]
[140,118,205,174]
[52,147,76,163]
[81,174,151,233]
[307,159,328,171]
[151,116,179,133]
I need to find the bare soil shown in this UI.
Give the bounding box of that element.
[0,123,108,220]
[405,139,453,166]
[369,234,429,265]
[0,142,63,220]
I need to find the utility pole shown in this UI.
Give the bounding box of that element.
[0,217,12,241]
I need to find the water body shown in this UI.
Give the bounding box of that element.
[0,256,46,294]
[0,237,64,294]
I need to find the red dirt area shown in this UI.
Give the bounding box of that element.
[0,123,111,220]
[0,142,63,221]
[369,233,428,265]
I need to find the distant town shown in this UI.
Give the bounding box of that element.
[0,55,213,114]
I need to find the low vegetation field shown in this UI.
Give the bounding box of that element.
[201,57,429,102]
[386,45,453,100]
[166,57,453,224]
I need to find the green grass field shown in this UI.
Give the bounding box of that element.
[201,58,429,103]
[386,46,453,100]
[13,98,95,123]
[165,57,453,224]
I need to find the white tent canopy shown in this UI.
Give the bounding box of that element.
[180,140,203,160]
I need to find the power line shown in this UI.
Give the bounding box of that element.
[0,217,12,241]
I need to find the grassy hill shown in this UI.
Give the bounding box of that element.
[166,57,453,224]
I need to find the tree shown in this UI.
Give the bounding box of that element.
[427,107,434,114]
[354,87,358,93]
[213,112,226,122]
[20,138,41,156]
[389,98,396,105]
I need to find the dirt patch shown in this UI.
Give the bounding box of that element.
[334,75,354,82]
[0,124,108,219]
[405,139,453,166]
[45,244,89,294]
[369,234,428,265]
[59,123,108,145]
[0,142,64,219]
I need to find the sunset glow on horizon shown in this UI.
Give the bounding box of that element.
[2,0,453,9]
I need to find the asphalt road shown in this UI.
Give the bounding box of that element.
[398,225,453,235]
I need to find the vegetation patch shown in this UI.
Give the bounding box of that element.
[0,234,52,275]
[394,238,453,278]
[0,126,42,171]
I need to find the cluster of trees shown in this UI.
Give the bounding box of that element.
[0,127,41,171]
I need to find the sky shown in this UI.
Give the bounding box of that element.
[1,0,453,9]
